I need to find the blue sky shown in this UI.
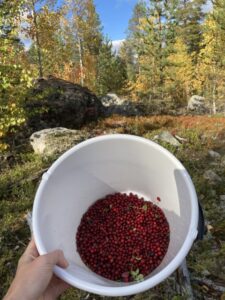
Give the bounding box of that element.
[21,0,137,50]
[94,0,137,41]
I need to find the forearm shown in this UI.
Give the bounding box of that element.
[3,277,35,300]
[4,285,30,300]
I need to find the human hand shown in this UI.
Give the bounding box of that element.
[4,238,70,300]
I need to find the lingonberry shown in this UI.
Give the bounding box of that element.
[76,192,170,282]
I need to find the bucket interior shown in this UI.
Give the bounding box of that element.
[34,136,196,288]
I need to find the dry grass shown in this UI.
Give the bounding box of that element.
[100,115,225,133]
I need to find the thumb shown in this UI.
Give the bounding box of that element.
[41,250,69,269]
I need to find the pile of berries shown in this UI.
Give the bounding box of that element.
[76,192,170,282]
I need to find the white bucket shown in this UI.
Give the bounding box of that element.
[32,134,199,296]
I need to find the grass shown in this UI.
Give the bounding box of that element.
[1,115,225,299]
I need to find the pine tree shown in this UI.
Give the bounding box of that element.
[197,6,225,114]
[166,37,194,105]
[212,0,225,31]
[121,1,147,82]
[96,39,127,95]
[175,0,206,56]
[127,0,178,100]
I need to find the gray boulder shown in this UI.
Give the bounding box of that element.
[101,93,124,106]
[203,170,222,184]
[30,127,89,156]
[25,76,104,131]
[187,95,207,113]
[100,93,141,117]
[154,131,181,147]
[208,150,221,160]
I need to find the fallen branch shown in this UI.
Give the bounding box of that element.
[175,135,188,143]
[193,277,225,293]
[176,259,194,300]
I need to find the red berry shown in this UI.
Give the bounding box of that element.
[76,193,170,282]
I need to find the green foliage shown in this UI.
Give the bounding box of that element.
[119,1,147,82]
[0,0,34,150]
[130,269,144,282]
[175,0,206,55]
[124,0,181,100]
[96,39,127,95]
[196,2,225,113]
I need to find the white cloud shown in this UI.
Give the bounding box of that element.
[19,9,32,50]
[112,39,125,54]
[202,0,213,13]
[23,39,32,50]
[18,29,32,50]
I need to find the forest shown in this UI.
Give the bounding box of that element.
[1,0,225,150]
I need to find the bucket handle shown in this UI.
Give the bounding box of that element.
[196,202,206,241]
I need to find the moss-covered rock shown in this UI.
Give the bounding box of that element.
[24,76,104,131]
[30,127,90,156]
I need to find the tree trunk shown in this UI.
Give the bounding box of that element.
[32,0,43,78]
[78,38,84,86]
[212,90,217,114]
[212,66,217,115]
[176,259,194,299]
[158,9,164,99]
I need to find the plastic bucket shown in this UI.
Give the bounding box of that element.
[32,134,199,296]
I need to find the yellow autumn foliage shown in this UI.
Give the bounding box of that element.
[196,15,225,112]
[166,37,194,104]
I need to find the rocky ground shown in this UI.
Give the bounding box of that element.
[1,115,225,299]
